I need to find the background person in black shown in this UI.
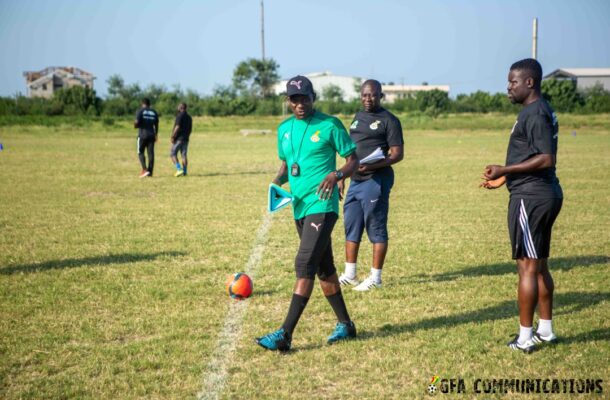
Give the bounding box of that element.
[481,58,563,353]
[170,102,192,177]
[338,79,404,291]
[134,98,159,178]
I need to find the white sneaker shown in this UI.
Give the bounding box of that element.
[532,331,558,344]
[353,277,381,291]
[338,274,360,286]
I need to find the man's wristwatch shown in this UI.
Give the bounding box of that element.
[334,170,344,180]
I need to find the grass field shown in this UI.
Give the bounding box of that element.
[1,113,609,399]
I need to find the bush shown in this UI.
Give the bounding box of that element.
[581,83,610,113]
[541,79,584,112]
[54,86,101,115]
[416,89,450,117]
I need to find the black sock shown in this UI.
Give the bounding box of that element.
[326,291,350,323]
[281,293,309,336]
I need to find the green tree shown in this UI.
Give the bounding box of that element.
[416,89,450,116]
[232,58,280,98]
[321,84,345,102]
[54,86,100,115]
[353,77,363,94]
[581,83,610,113]
[106,74,142,114]
[541,79,584,112]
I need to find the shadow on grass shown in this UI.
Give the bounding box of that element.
[280,291,609,352]
[0,251,186,275]
[411,255,610,283]
[560,328,610,345]
[188,170,270,178]
[367,291,609,339]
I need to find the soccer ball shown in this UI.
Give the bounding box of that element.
[226,273,253,300]
[427,384,437,395]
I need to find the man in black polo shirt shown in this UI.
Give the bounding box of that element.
[481,58,563,353]
[134,98,159,178]
[170,102,193,177]
[338,79,404,291]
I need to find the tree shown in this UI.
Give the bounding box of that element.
[232,58,280,98]
[416,89,450,116]
[541,79,584,112]
[581,83,610,113]
[321,84,344,102]
[353,77,363,94]
[106,74,125,98]
[54,86,100,115]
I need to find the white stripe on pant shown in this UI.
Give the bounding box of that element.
[519,199,538,259]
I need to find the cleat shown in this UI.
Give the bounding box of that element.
[532,331,558,344]
[328,321,357,344]
[353,276,381,291]
[507,334,536,353]
[139,170,151,178]
[175,169,184,177]
[339,274,360,286]
[255,328,291,352]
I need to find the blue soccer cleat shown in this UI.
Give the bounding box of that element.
[255,328,292,352]
[327,321,357,344]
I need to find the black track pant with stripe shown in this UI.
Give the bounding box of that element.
[138,135,155,175]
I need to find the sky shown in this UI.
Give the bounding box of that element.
[1,0,609,98]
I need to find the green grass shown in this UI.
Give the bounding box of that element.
[0,114,609,399]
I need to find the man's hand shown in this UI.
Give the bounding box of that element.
[358,164,371,173]
[337,180,345,201]
[483,164,506,180]
[170,136,176,144]
[480,176,506,189]
[317,172,338,200]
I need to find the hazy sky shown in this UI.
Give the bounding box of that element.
[1,0,609,98]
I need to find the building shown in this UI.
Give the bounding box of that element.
[543,68,610,92]
[274,71,360,100]
[381,84,450,103]
[274,71,450,102]
[23,66,95,98]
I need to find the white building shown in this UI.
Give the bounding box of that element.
[382,84,451,103]
[274,71,360,100]
[274,71,450,102]
[544,68,610,92]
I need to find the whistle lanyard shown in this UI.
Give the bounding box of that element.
[290,117,312,164]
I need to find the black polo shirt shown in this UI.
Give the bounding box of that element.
[349,107,404,181]
[174,111,193,141]
[505,98,563,199]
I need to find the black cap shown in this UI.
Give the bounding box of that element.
[286,75,314,97]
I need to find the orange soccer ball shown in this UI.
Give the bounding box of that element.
[226,273,253,300]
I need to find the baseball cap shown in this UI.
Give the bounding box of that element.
[286,75,314,97]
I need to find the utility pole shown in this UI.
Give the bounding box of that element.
[261,0,266,61]
[532,17,538,59]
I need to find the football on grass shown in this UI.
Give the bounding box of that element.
[226,273,253,300]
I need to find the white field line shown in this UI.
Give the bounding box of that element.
[197,211,273,400]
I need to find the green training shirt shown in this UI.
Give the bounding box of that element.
[278,110,356,220]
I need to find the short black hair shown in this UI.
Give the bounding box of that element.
[510,58,543,89]
[361,79,382,93]
[142,98,151,107]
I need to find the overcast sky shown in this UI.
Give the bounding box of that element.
[1,0,609,98]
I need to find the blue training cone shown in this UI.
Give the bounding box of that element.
[268,183,293,213]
